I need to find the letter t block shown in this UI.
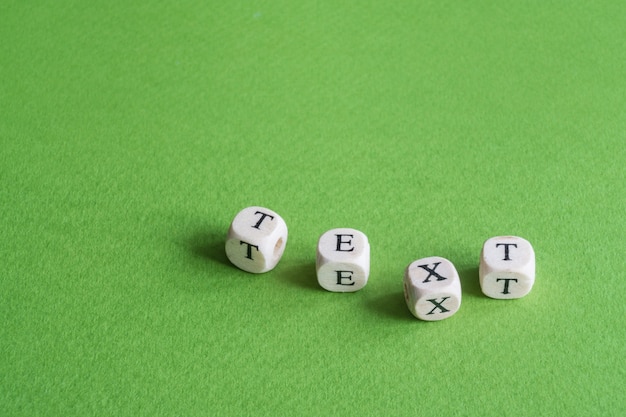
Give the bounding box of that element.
[479,236,535,299]
[316,228,370,292]
[225,206,288,273]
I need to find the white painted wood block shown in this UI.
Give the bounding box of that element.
[225,206,288,273]
[404,256,462,321]
[316,228,370,292]
[479,236,535,299]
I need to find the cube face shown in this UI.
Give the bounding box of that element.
[316,228,370,292]
[479,236,535,299]
[225,206,288,273]
[404,256,462,321]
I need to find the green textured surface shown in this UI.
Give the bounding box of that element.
[1,1,625,416]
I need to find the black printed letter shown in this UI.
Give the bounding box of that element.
[426,297,451,314]
[496,278,518,294]
[495,243,518,261]
[240,241,259,259]
[335,234,355,252]
[418,262,447,283]
[335,270,355,286]
[252,211,274,229]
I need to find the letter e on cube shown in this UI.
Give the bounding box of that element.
[316,228,370,292]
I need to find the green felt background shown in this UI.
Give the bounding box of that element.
[1,1,625,416]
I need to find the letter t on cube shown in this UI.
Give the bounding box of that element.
[316,228,370,292]
[479,236,535,299]
[225,206,288,273]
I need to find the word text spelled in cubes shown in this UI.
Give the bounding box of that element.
[479,236,535,299]
[404,257,462,321]
[225,206,288,273]
[316,228,370,292]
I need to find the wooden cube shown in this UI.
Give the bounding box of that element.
[479,236,535,299]
[225,206,288,273]
[404,256,462,321]
[316,228,370,292]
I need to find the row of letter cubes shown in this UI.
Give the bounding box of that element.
[226,207,535,321]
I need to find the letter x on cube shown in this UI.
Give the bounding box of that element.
[404,256,462,321]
